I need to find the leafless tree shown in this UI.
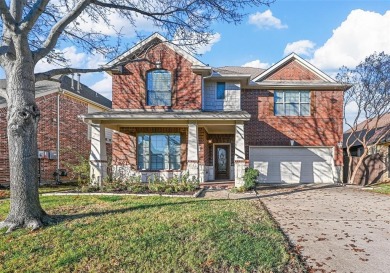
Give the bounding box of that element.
[337,52,390,184]
[0,0,273,232]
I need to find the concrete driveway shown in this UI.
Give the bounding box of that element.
[259,184,390,273]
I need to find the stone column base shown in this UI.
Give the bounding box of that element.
[90,160,108,187]
[187,160,199,182]
[234,160,246,187]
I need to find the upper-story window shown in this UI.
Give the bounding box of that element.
[274,90,310,116]
[216,82,226,100]
[146,69,171,106]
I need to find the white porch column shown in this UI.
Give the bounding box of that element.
[234,121,246,187]
[90,123,107,187]
[187,121,199,180]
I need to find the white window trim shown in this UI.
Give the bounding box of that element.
[274,90,311,116]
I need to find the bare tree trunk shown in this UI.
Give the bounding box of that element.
[349,149,368,185]
[0,52,46,232]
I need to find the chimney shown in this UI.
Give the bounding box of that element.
[77,73,81,93]
[71,74,74,89]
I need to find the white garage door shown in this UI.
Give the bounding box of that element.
[249,147,334,184]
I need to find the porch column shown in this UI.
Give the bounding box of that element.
[90,123,107,187]
[187,121,199,180]
[234,121,246,187]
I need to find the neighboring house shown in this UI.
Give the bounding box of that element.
[343,113,390,184]
[0,76,112,185]
[82,33,347,187]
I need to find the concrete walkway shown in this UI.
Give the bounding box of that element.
[257,184,390,273]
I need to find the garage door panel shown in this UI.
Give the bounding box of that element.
[250,147,334,184]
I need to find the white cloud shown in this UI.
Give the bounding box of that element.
[193,33,221,54]
[343,101,366,131]
[311,9,390,71]
[242,59,270,69]
[172,32,221,55]
[76,11,158,38]
[35,46,87,73]
[91,73,112,100]
[35,46,107,73]
[284,40,316,56]
[248,10,287,29]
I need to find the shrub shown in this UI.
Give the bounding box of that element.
[243,168,259,191]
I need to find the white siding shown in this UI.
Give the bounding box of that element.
[203,81,241,111]
[87,104,112,143]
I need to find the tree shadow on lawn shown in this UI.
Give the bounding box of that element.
[45,198,224,227]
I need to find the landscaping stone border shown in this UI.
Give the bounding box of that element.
[41,188,204,198]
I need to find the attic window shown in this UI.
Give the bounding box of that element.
[146,69,172,106]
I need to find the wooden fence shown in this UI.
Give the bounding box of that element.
[343,154,385,185]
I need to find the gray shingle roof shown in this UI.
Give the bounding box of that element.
[0,76,111,108]
[343,114,390,148]
[345,113,390,133]
[214,66,265,80]
[82,110,251,121]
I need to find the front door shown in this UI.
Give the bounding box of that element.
[215,145,230,180]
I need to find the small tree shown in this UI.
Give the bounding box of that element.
[337,52,390,184]
[0,0,272,232]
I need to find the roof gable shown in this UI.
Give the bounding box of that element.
[253,53,335,83]
[106,33,206,68]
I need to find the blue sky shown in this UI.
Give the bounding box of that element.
[1,0,389,108]
[74,0,389,101]
[202,0,389,68]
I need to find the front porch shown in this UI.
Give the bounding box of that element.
[82,110,250,187]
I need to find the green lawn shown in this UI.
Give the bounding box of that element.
[0,183,77,200]
[372,183,390,195]
[0,196,304,273]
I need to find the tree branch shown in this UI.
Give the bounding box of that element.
[92,0,187,17]
[33,0,92,62]
[0,87,7,99]
[20,0,51,32]
[0,0,17,28]
[34,58,153,82]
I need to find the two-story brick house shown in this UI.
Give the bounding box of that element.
[82,33,348,187]
[0,76,112,185]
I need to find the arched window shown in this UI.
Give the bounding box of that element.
[146,69,172,106]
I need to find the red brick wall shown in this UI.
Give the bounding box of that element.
[241,59,344,166]
[266,60,321,81]
[242,89,344,165]
[0,93,100,185]
[112,43,202,110]
[112,127,188,170]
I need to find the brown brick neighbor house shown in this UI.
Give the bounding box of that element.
[82,33,349,187]
[0,76,112,185]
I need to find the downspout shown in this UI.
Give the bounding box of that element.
[56,87,65,184]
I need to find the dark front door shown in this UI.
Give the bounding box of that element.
[215,145,230,180]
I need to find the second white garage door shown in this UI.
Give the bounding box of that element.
[249,147,334,184]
